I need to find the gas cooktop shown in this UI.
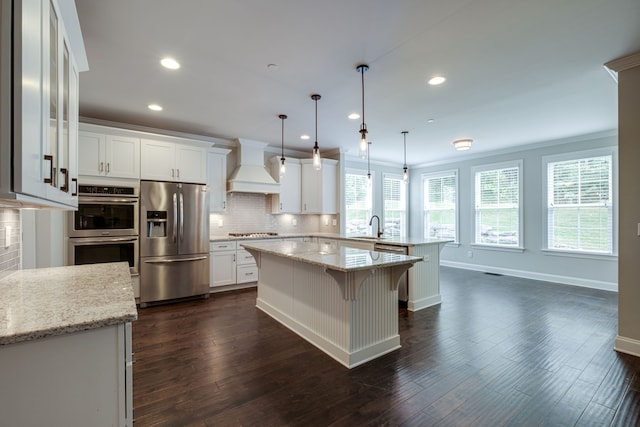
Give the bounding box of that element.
[228,232,279,238]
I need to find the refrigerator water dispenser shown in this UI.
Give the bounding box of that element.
[146,211,167,237]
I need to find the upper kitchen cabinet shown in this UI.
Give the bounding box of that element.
[301,158,338,214]
[0,0,87,208]
[78,126,140,179]
[141,139,208,184]
[207,148,231,212]
[270,156,301,214]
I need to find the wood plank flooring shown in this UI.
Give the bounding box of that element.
[132,267,640,426]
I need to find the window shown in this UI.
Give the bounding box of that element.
[345,170,372,235]
[383,174,407,238]
[473,161,522,247]
[545,151,613,254]
[423,170,458,242]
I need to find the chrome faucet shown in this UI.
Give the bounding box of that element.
[369,215,383,238]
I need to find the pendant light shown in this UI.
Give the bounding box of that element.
[401,131,409,182]
[311,94,322,171]
[278,114,287,177]
[356,64,369,159]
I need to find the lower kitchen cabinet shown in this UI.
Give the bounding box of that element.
[0,323,133,427]
[236,246,259,283]
[210,241,237,288]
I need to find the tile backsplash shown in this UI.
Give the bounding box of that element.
[209,193,339,237]
[0,208,21,279]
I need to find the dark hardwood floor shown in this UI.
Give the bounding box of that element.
[132,267,640,426]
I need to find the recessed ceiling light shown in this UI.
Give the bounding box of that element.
[427,118,435,123]
[428,76,446,85]
[148,104,163,111]
[348,113,360,120]
[267,63,279,70]
[300,134,310,140]
[160,58,180,70]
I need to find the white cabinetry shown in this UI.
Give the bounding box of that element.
[301,159,338,214]
[0,323,133,427]
[210,241,237,288]
[0,0,86,208]
[78,129,140,179]
[208,148,230,212]
[236,240,262,283]
[141,139,208,184]
[270,156,301,214]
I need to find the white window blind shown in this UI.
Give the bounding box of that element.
[383,175,407,238]
[345,171,372,235]
[474,164,520,246]
[423,172,457,241]
[547,155,612,253]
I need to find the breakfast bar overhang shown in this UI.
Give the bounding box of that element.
[242,241,422,368]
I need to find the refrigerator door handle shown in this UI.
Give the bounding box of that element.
[143,256,208,264]
[172,193,178,243]
[179,192,184,243]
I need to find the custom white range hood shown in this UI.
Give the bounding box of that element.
[227,139,280,194]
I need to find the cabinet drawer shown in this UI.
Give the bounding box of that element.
[237,265,258,283]
[236,248,256,266]
[210,241,237,251]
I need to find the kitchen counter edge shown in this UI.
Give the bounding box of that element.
[210,233,452,247]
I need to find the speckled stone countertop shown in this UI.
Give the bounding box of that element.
[240,241,423,272]
[211,232,452,247]
[0,262,137,346]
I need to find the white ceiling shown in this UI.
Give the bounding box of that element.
[75,0,640,166]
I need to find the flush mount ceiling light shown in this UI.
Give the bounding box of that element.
[278,114,287,177]
[300,134,310,140]
[401,131,409,182]
[356,64,370,159]
[428,75,446,85]
[148,104,163,111]
[160,57,180,70]
[452,138,473,151]
[311,94,322,171]
[348,113,360,120]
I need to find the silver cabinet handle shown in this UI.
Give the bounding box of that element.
[99,162,104,173]
[223,201,226,209]
[171,168,175,177]
[106,162,110,173]
[177,169,180,178]
[232,254,236,262]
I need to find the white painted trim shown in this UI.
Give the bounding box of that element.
[614,335,640,357]
[440,260,617,292]
[408,294,442,312]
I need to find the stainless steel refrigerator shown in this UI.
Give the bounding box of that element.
[139,180,210,306]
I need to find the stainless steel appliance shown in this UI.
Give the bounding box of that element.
[67,183,139,275]
[69,184,139,237]
[374,243,409,303]
[139,180,210,306]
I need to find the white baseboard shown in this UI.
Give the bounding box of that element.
[440,260,617,292]
[408,294,442,312]
[615,335,640,357]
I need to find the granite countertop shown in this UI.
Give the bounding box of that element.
[240,241,423,272]
[0,262,138,346]
[211,232,452,247]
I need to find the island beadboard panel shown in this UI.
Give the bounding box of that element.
[408,242,446,311]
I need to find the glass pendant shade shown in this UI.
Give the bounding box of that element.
[279,157,286,177]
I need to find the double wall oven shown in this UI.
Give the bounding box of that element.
[68,183,139,275]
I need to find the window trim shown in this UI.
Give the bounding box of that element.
[344,168,373,237]
[422,169,459,244]
[471,159,524,249]
[382,172,408,238]
[541,147,618,257]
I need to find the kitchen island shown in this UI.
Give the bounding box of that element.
[0,262,137,427]
[241,241,422,368]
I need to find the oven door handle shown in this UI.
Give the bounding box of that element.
[143,256,208,264]
[78,197,138,203]
[72,237,139,245]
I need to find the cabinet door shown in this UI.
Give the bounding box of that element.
[176,144,207,184]
[140,139,176,181]
[106,135,140,179]
[78,131,105,176]
[208,152,227,212]
[301,162,321,213]
[210,251,236,287]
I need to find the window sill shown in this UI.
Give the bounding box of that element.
[470,244,525,253]
[541,249,617,261]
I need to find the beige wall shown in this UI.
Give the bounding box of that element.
[610,53,640,355]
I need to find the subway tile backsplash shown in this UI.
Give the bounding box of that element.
[209,193,339,237]
[0,208,21,279]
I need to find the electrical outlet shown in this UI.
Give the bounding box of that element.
[324,217,329,226]
[217,219,224,227]
[4,226,10,248]
[467,250,473,258]
[292,218,297,226]
[332,219,337,226]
